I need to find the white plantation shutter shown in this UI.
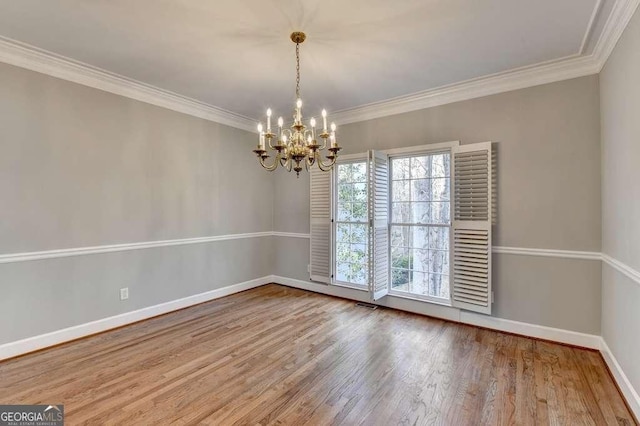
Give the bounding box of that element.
[368,150,389,301]
[451,142,492,314]
[310,166,332,283]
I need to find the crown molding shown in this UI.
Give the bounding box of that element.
[0,37,256,132]
[332,0,640,125]
[593,0,640,69]
[0,0,637,128]
[332,54,601,125]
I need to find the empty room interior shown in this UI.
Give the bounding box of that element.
[1,1,639,424]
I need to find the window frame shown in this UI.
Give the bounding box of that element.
[331,154,370,291]
[386,147,454,306]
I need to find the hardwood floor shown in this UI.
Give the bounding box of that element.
[0,284,635,425]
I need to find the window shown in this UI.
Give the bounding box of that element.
[314,143,492,314]
[334,161,369,287]
[389,153,451,300]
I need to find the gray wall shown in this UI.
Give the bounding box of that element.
[600,7,640,395]
[274,75,602,334]
[0,62,273,344]
[0,52,607,344]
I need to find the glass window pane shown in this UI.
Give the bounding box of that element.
[411,248,430,272]
[336,243,351,263]
[412,226,429,249]
[338,202,352,221]
[351,263,368,284]
[352,163,367,182]
[431,178,449,201]
[411,157,429,179]
[411,179,431,202]
[390,225,411,247]
[336,263,350,282]
[350,224,367,244]
[351,202,367,222]
[391,268,412,290]
[429,250,449,274]
[335,160,368,288]
[336,224,350,243]
[351,243,367,260]
[353,182,367,202]
[430,202,450,224]
[338,164,352,183]
[412,202,430,223]
[387,153,451,299]
[338,183,353,203]
[428,227,449,250]
[392,202,411,223]
[392,247,411,269]
[429,273,449,299]
[392,158,410,180]
[410,271,428,295]
[392,180,410,202]
[431,154,450,178]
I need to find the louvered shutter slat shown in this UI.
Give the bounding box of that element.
[451,142,492,314]
[310,167,332,283]
[369,150,389,301]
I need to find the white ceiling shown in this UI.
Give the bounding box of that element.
[0,0,615,121]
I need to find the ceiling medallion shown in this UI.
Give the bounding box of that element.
[253,32,341,177]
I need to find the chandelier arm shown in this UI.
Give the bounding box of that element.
[316,154,337,171]
[267,136,276,150]
[259,151,280,171]
[318,137,327,150]
[306,153,315,167]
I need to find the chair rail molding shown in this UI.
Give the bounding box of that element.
[602,253,640,287]
[0,232,273,264]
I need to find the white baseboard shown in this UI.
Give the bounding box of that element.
[0,276,271,361]
[459,311,602,349]
[600,338,640,419]
[2,274,637,419]
[270,275,601,349]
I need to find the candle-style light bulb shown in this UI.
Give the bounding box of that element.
[310,117,316,128]
[330,122,337,148]
[278,117,284,128]
[322,109,327,131]
[266,108,272,132]
[282,134,287,144]
[257,123,265,149]
[296,99,302,123]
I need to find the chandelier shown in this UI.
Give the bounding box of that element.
[253,32,341,176]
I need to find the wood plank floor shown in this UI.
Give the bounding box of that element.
[0,284,635,425]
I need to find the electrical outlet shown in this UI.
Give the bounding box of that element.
[120,287,129,301]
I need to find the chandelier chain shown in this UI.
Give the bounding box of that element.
[295,42,300,99]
